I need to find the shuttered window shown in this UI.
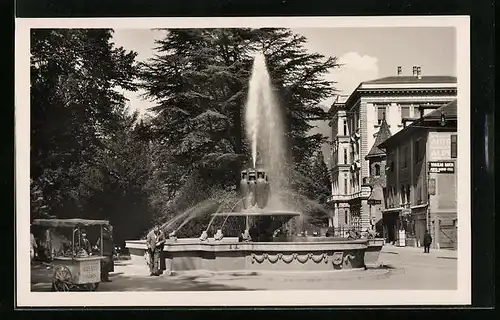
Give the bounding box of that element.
[451,134,457,158]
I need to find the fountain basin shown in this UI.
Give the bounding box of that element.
[364,238,385,267]
[126,238,383,273]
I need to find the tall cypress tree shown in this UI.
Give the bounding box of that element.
[140,28,339,191]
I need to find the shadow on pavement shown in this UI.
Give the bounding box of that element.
[97,273,258,291]
[366,264,396,270]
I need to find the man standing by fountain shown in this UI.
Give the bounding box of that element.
[146,226,166,276]
[96,225,114,282]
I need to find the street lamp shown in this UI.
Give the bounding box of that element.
[440,111,446,127]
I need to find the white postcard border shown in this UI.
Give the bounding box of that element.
[15,16,471,307]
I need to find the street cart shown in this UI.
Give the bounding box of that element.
[31,218,111,292]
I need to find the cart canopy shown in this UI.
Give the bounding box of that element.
[32,218,110,228]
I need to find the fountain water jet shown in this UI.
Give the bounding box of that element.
[245,52,289,207]
[126,51,384,274]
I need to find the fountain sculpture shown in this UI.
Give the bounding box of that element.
[126,51,384,274]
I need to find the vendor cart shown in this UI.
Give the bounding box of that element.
[31,218,111,292]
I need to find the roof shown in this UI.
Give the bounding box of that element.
[367,183,384,203]
[366,117,392,159]
[343,75,457,110]
[362,76,457,85]
[32,218,110,228]
[378,100,457,149]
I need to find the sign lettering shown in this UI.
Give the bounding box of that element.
[79,260,100,283]
[428,161,455,173]
[428,133,452,161]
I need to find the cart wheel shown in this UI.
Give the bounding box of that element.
[52,265,73,292]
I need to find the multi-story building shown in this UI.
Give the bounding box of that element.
[378,100,458,249]
[328,95,350,228]
[327,66,457,231]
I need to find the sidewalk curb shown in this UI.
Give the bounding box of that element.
[381,248,457,259]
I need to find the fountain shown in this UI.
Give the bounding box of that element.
[125,51,384,274]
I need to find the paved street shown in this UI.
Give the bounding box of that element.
[31,245,457,291]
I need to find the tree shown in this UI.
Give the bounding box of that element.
[81,107,155,245]
[309,150,332,205]
[139,28,339,203]
[30,29,139,220]
[288,150,332,227]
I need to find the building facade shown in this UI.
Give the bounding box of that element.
[328,95,351,228]
[327,68,457,231]
[378,100,458,249]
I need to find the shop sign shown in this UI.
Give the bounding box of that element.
[428,161,455,173]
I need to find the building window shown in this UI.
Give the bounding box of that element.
[344,210,348,225]
[343,119,347,136]
[382,187,388,208]
[401,186,405,205]
[401,105,410,119]
[402,146,408,168]
[343,148,348,164]
[413,105,421,118]
[414,139,424,163]
[374,164,380,177]
[377,106,386,125]
[416,180,422,204]
[344,174,348,195]
[451,134,457,158]
[390,188,396,208]
[406,185,411,206]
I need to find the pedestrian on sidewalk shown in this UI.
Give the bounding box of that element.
[96,225,114,282]
[423,230,432,253]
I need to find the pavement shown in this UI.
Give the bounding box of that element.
[31,245,457,291]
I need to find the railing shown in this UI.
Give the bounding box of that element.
[314,225,367,239]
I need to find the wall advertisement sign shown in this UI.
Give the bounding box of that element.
[428,161,455,173]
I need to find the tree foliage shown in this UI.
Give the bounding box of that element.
[30,29,153,244]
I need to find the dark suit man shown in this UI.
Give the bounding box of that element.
[423,230,433,253]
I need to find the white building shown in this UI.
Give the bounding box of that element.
[327,66,457,230]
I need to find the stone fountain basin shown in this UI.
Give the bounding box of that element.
[125,238,384,273]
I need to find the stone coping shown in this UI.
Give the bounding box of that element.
[126,239,370,252]
[53,256,105,262]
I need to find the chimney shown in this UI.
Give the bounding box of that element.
[412,66,418,76]
[397,66,402,75]
[417,66,422,79]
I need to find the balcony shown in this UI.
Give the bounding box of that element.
[327,194,351,202]
[327,185,373,203]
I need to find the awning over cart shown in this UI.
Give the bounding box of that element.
[32,218,110,228]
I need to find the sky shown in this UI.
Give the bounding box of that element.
[110,27,456,159]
